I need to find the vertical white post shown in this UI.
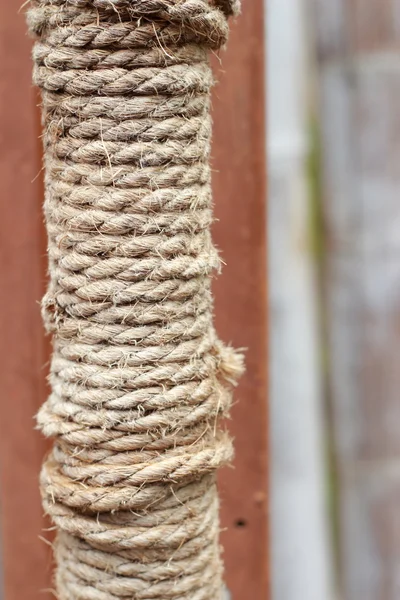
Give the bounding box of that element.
[267,1,332,598]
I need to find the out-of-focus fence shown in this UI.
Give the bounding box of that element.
[315,1,400,598]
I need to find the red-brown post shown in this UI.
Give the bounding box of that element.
[0,3,52,599]
[213,1,270,597]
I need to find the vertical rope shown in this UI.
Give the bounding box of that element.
[27,1,242,598]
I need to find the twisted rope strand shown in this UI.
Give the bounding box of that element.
[28,0,242,598]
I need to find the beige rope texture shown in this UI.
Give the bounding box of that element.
[27,1,242,599]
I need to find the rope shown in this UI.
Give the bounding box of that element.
[27,1,242,598]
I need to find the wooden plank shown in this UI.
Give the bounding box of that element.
[0,5,52,600]
[315,2,400,598]
[212,1,270,598]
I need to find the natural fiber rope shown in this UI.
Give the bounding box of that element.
[27,1,242,599]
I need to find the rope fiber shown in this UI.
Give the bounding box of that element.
[27,1,242,598]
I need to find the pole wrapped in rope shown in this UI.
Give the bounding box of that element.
[26,1,242,598]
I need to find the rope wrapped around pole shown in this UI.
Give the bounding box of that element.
[26,1,242,598]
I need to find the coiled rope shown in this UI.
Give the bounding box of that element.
[27,1,242,598]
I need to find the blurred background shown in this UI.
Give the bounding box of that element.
[1,0,400,599]
[269,0,400,599]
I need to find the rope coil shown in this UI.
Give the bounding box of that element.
[27,0,242,598]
